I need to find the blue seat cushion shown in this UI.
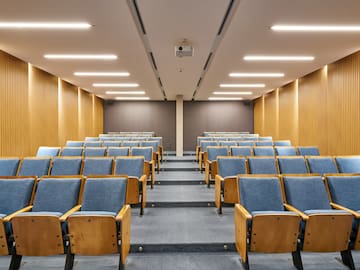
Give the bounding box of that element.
[71,211,116,216]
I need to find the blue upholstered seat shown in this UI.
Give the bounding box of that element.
[36,146,61,158]
[255,141,273,146]
[219,141,237,147]
[207,147,228,162]
[60,147,83,156]
[237,141,254,147]
[141,141,159,152]
[217,157,246,178]
[200,141,218,152]
[253,146,275,156]
[258,136,273,141]
[230,146,252,156]
[297,146,320,156]
[131,147,153,162]
[83,141,103,147]
[274,140,291,146]
[82,157,113,176]
[18,157,51,177]
[103,141,122,147]
[122,141,140,147]
[84,137,99,141]
[306,157,338,175]
[277,157,308,174]
[335,156,360,173]
[65,141,84,147]
[0,158,20,176]
[275,146,297,156]
[115,157,144,179]
[107,147,130,157]
[248,157,278,174]
[50,157,82,176]
[83,147,107,157]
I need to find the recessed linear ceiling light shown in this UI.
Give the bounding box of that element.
[244,55,314,61]
[208,97,243,101]
[271,25,360,32]
[115,97,150,100]
[106,91,145,95]
[229,73,284,77]
[213,91,252,95]
[74,72,130,77]
[44,54,117,60]
[220,83,265,88]
[0,22,91,29]
[93,83,139,87]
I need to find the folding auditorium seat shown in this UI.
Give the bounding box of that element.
[151,137,163,162]
[297,146,320,156]
[274,140,291,146]
[115,157,147,215]
[335,156,360,173]
[215,157,247,214]
[60,147,83,157]
[253,146,275,156]
[83,141,103,147]
[219,141,238,148]
[83,147,107,157]
[142,140,161,173]
[65,141,84,147]
[82,157,114,176]
[107,147,130,157]
[306,156,338,175]
[230,146,252,157]
[274,146,297,156]
[36,146,61,158]
[281,175,354,269]
[50,157,83,176]
[0,158,20,176]
[199,141,218,172]
[84,137,99,141]
[0,177,36,259]
[237,141,255,147]
[204,146,229,187]
[10,176,84,270]
[325,174,360,253]
[122,141,140,147]
[257,136,273,141]
[66,176,130,270]
[17,157,51,177]
[254,141,273,146]
[103,141,122,147]
[248,157,278,174]
[131,147,156,189]
[277,157,308,174]
[235,175,302,270]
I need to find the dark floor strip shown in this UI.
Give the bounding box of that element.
[130,243,236,253]
[146,201,215,207]
[155,180,206,185]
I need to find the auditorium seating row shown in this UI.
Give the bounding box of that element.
[202,131,251,137]
[0,156,152,215]
[0,175,131,270]
[213,155,360,213]
[85,136,163,142]
[199,145,320,172]
[102,131,155,136]
[234,174,360,270]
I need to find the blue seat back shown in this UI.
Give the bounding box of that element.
[50,157,82,175]
[0,177,35,215]
[275,146,297,156]
[277,157,308,174]
[82,158,113,176]
[32,177,82,213]
[115,157,144,179]
[306,157,338,175]
[81,177,127,213]
[0,158,20,176]
[255,141,273,146]
[248,157,278,174]
[141,141,159,152]
[230,146,252,157]
[207,147,228,161]
[83,141,103,147]
[107,147,130,157]
[18,158,51,177]
[122,141,140,147]
[217,157,246,177]
[258,136,273,141]
[239,176,284,213]
[219,141,237,147]
[36,147,60,158]
[131,147,152,162]
[326,175,360,211]
[61,147,83,156]
[282,176,331,212]
[84,147,107,157]
[297,146,320,156]
[201,141,218,152]
[253,147,275,156]
[85,137,99,141]
[238,141,254,147]
[335,156,360,173]
[65,141,84,147]
[103,141,122,147]
[274,140,291,146]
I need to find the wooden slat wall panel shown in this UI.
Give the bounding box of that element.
[328,52,360,155]
[28,65,59,155]
[93,96,104,136]
[0,51,29,157]
[58,80,79,145]
[79,89,93,138]
[254,96,264,135]
[298,68,328,154]
[279,81,298,145]
[263,89,279,139]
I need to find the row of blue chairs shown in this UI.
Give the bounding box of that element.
[203,131,251,136]
[0,176,131,270]
[66,139,162,147]
[235,174,360,270]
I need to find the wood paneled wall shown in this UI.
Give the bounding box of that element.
[254,50,360,155]
[0,50,104,157]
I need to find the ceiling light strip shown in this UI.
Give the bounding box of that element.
[74,72,129,77]
[106,91,145,95]
[93,83,139,87]
[208,97,243,100]
[44,54,117,60]
[115,97,150,100]
[220,83,265,88]
[213,91,252,95]
[272,25,360,32]
[0,22,91,29]
[244,55,314,61]
[229,73,284,77]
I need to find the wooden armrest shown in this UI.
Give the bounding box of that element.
[60,205,82,222]
[139,174,147,182]
[284,203,309,220]
[116,205,131,221]
[215,175,224,182]
[3,206,33,222]
[331,202,360,218]
[235,204,252,220]
[206,160,212,165]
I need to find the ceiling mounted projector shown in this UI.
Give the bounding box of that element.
[175,39,194,57]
